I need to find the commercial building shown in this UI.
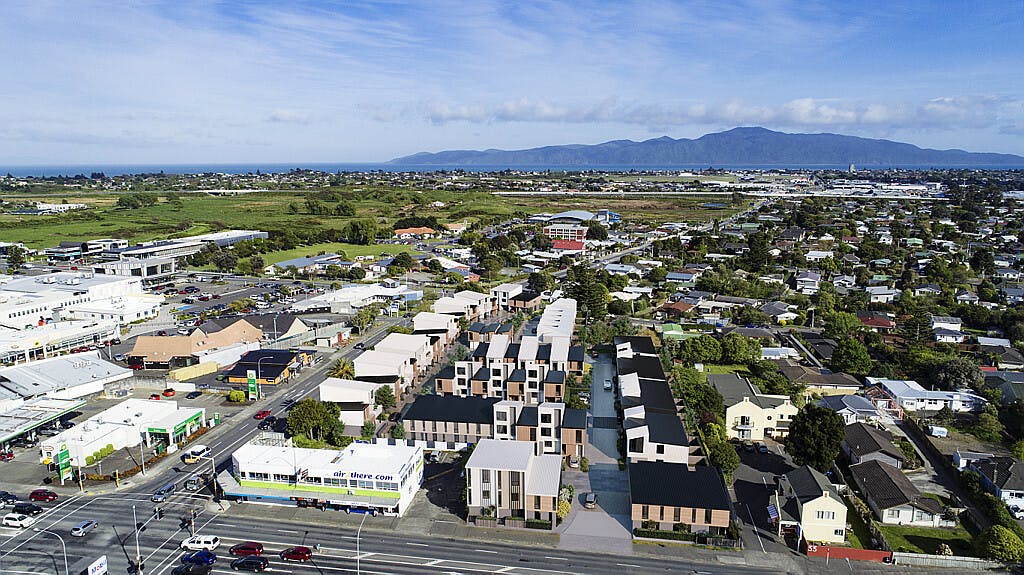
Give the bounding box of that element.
[318,378,391,427]
[0,319,119,364]
[0,397,85,447]
[465,439,562,528]
[224,349,315,387]
[628,461,732,533]
[543,224,588,242]
[222,437,423,516]
[0,272,144,330]
[0,353,133,406]
[65,294,163,325]
[92,257,178,282]
[129,319,265,369]
[39,398,205,467]
[289,280,422,315]
[710,373,798,441]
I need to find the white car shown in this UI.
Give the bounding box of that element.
[180,534,220,551]
[2,513,36,528]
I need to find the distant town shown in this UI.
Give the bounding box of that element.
[2,167,1024,574]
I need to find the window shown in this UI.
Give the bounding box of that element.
[541,428,551,437]
[496,411,507,421]
[641,505,649,520]
[816,511,835,520]
[481,470,491,483]
[886,509,899,518]
[834,529,844,537]
[541,413,552,424]
[659,507,665,521]
[534,495,541,509]
[482,489,490,501]
[705,508,712,524]
[656,445,665,454]
[673,507,680,522]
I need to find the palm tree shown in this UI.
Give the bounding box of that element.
[328,358,354,379]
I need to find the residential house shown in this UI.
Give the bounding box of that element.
[623,405,700,465]
[772,465,848,544]
[984,371,1024,405]
[842,422,905,469]
[866,377,986,415]
[805,250,834,262]
[795,271,821,295]
[865,286,899,304]
[760,301,799,324]
[492,400,586,459]
[815,394,880,424]
[317,378,391,427]
[628,461,732,534]
[777,361,861,396]
[857,312,895,334]
[490,283,523,311]
[969,457,1024,509]
[955,289,981,304]
[709,373,798,440]
[848,460,952,527]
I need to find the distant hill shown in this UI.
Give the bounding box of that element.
[389,127,1023,167]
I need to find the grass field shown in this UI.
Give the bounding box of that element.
[705,364,751,375]
[877,524,974,556]
[0,188,742,249]
[262,242,417,265]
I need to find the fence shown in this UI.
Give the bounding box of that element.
[891,552,1003,570]
[804,543,892,563]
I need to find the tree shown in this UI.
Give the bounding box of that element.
[478,255,502,279]
[786,404,845,472]
[720,333,761,365]
[679,334,722,364]
[361,420,378,439]
[248,255,264,275]
[932,357,982,391]
[352,305,379,334]
[707,440,741,482]
[744,232,770,271]
[527,271,555,293]
[1012,439,1024,461]
[976,525,1024,562]
[374,385,396,410]
[328,358,354,379]
[287,398,337,441]
[6,245,25,271]
[824,312,861,339]
[585,222,608,240]
[342,219,377,245]
[391,424,406,439]
[211,251,238,272]
[830,337,872,376]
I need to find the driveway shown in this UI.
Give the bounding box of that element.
[732,441,796,554]
[557,353,633,555]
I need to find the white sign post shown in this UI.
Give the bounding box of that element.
[88,555,108,575]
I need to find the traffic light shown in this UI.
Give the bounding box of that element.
[155,506,164,520]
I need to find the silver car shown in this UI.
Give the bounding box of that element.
[70,520,98,537]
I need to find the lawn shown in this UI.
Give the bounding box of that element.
[877,524,975,556]
[262,242,419,265]
[844,501,873,549]
[705,364,751,375]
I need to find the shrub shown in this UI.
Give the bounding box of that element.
[227,390,246,402]
[976,525,1024,562]
[580,457,590,472]
[85,455,95,466]
[525,519,552,530]
[556,500,571,520]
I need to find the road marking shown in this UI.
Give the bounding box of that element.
[406,542,429,547]
[277,529,300,534]
[475,549,499,554]
[742,501,766,553]
[617,563,643,568]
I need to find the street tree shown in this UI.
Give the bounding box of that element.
[374,385,396,410]
[786,404,845,472]
[327,358,355,379]
[830,337,872,376]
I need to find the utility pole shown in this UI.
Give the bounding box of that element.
[132,505,143,575]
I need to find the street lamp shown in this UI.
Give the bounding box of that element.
[256,356,272,400]
[200,454,219,501]
[132,505,143,575]
[356,511,369,575]
[31,528,68,575]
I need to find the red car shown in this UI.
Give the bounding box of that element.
[29,489,57,502]
[229,542,264,556]
[163,388,176,397]
[279,546,312,562]
[0,451,14,462]
[149,394,161,400]
[253,410,272,420]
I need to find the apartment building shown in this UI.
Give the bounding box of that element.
[402,395,498,444]
[628,461,732,533]
[466,439,562,528]
[493,400,586,458]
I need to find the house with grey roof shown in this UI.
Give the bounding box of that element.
[816,394,880,424]
[849,460,951,527]
[842,422,905,469]
[709,373,798,441]
[969,456,1024,509]
[772,465,848,544]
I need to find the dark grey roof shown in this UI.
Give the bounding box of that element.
[613,336,658,355]
[472,367,489,381]
[645,412,688,446]
[507,368,527,382]
[628,462,730,510]
[844,422,904,462]
[563,408,587,429]
[972,457,1024,491]
[504,343,521,360]
[208,314,303,337]
[849,460,942,515]
[237,349,304,366]
[708,373,755,406]
[543,370,565,384]
[517,406,538,427]
[403,395,499,425]
[537,344,552,361]
[616,356,666,381]
[568,346,585,362]
[225,362,287,380]
[436,365,456,379]
[471,343,489,358]
[783,465,841,505]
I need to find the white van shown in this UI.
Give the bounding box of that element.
[180,535,220,551]
[183,445,210,465]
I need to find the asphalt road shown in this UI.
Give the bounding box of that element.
[0,490,782,575]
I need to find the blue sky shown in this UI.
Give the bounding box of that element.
[1,0,1021,164]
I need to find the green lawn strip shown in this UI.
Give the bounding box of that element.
[877,524,974,556]
[705,364,751,375]
[844,500,872,549]
[262,243,419,265]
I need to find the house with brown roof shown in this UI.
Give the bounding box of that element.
[659,300,695,319]
[394,227,435,239]
[849,460,952,527]
[127,319,264,369]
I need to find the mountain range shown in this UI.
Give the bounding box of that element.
[389,127,1024,167]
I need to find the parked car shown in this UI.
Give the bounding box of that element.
[603,379,613,391]
[70,520,99,537]
[583,492,598,509]
[568,455,580,468]
[0,491,19,505]
[114,353,127,362]
[180,535,220,551]
[0,451,14,462]
[181,550,218,565]
[12,502,43,516]
[228,542,264,556]
[149,394,162,400]
[163,388,176,397]
[29,489,57,502]
[756,442,769,454]
[2,513,35,528]
[186,391,202,400]
[1011,505,1024,520]
[279,546,312,562]
[230,556,270,572]
[742,439,755,452]
[253,410,272,420]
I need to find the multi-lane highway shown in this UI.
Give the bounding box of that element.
[0,489,784,575]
